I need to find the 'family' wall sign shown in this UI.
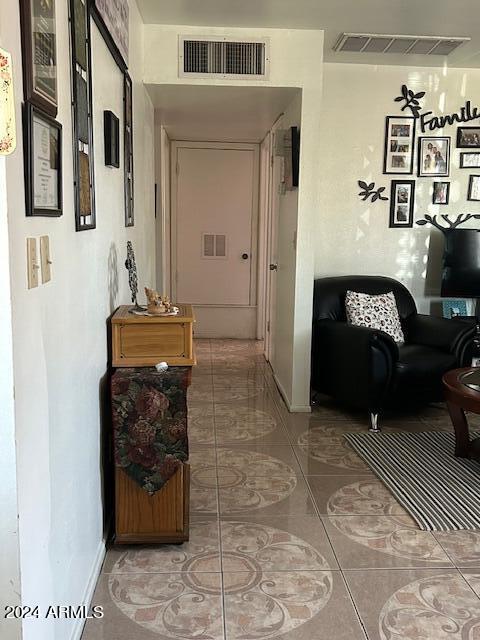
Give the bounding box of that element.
[395,84,480,133]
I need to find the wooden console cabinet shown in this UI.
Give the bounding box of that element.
[115,465,190,544]
[111,304,196,367]
[110,365,192,544]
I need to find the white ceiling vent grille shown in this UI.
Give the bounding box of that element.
[334,33,470,56]
[179,36,269,79]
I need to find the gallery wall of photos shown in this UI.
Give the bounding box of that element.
[19,0,132,230]
[378,86,480,229]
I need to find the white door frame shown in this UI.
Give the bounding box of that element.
[263,116,283,362]
[170,140,261,328]
[159,126,171,295]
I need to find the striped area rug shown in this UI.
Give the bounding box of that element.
[345,431,480,531]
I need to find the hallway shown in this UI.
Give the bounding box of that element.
[83,340,480,640]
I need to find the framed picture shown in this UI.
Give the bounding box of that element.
[23,102,62,217]
[389,180,415,228]
[90,0,129,71]
[457,127,480,148]
[442,299,468,319]
[383,116,416,175]
[432,181,450,205]
[20,0,58,117]
[460,152,480,169]
[417,137,450,177]
[124,73,134,227]
[104,110,120,167]
[69,0,96,231]
[468,175,480,201]
[0,47,16,156]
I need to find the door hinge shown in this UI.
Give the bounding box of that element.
[267,320,270,333]
[176,162,180,175]
[270,154,274,167]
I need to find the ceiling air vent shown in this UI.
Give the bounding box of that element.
[179,36,269,79]
[333,33,470,56]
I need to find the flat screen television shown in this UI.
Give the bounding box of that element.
[441,229,480,297]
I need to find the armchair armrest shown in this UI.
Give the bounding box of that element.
[311,320,399,411]
[405,314,475,363]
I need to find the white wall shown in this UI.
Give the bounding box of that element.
[0,155,22,640]
[317,63,480,313]
[145,25,324,409]
[1,1,155,638]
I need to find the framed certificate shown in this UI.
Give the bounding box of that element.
[20,0,58,117]
[24,102,62,217]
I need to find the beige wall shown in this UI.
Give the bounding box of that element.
[1,1,155,638]
[317,63,480,313]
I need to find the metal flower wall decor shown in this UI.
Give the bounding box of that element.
[416,213,480,232]
[394,84,426,118]
[358,180,389,202]
[125,241,145,310]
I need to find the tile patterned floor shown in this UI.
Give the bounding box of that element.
[83,339,480,639]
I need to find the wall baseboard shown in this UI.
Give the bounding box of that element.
[70,540,106,640]
[273,373,311,413]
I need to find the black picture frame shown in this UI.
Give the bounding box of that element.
[19,0,58,117]
[432,181,450,205]
[383,116,416,175]
[389,180,415,228]
[467,175,480,201]
[417,136,450,177]
[104,110,120,167]
[90,0,128,72]
[460,152,480,169]
[457,127,480,149]
[69,0,96,231]
[291,126,300,188]
[23,102,62,217]
[124,72,134,227]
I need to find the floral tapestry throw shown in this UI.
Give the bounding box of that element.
[111,367,190,494]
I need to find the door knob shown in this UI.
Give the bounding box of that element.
[269,263,278,271]
[242,253,249,260]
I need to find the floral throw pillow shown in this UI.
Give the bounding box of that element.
[345,290,405,343]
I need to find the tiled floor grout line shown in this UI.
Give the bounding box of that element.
[456,566,480,602]
[339,571,371,640]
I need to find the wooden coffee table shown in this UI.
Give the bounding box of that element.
[443,368,480,459]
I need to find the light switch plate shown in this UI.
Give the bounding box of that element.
[40,235,51,283]
[27,238,39,289]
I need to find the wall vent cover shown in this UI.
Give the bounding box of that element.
[202,233,227,259]
[179,36,269,79]
[333,33,470,56]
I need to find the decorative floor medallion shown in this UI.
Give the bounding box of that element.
[188,406,215,445]
[297,426,369,471]
[327,480,407,517]
[108,521,332,639]
[379,573,480,639]
[215,406,277,442]
[327,481,447,562]
[214,388,260,403]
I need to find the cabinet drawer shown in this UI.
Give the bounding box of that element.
[120,323,186,358]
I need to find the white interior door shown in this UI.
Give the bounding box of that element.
[265,128,282,363]
[172,142,259,338]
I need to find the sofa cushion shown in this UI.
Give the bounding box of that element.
[345,290,405,343]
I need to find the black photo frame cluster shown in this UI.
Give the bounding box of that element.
[20,0,63,217]
[383,109,480,227]
[69,0,96,231]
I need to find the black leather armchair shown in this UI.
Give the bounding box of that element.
[311,276,474,431]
